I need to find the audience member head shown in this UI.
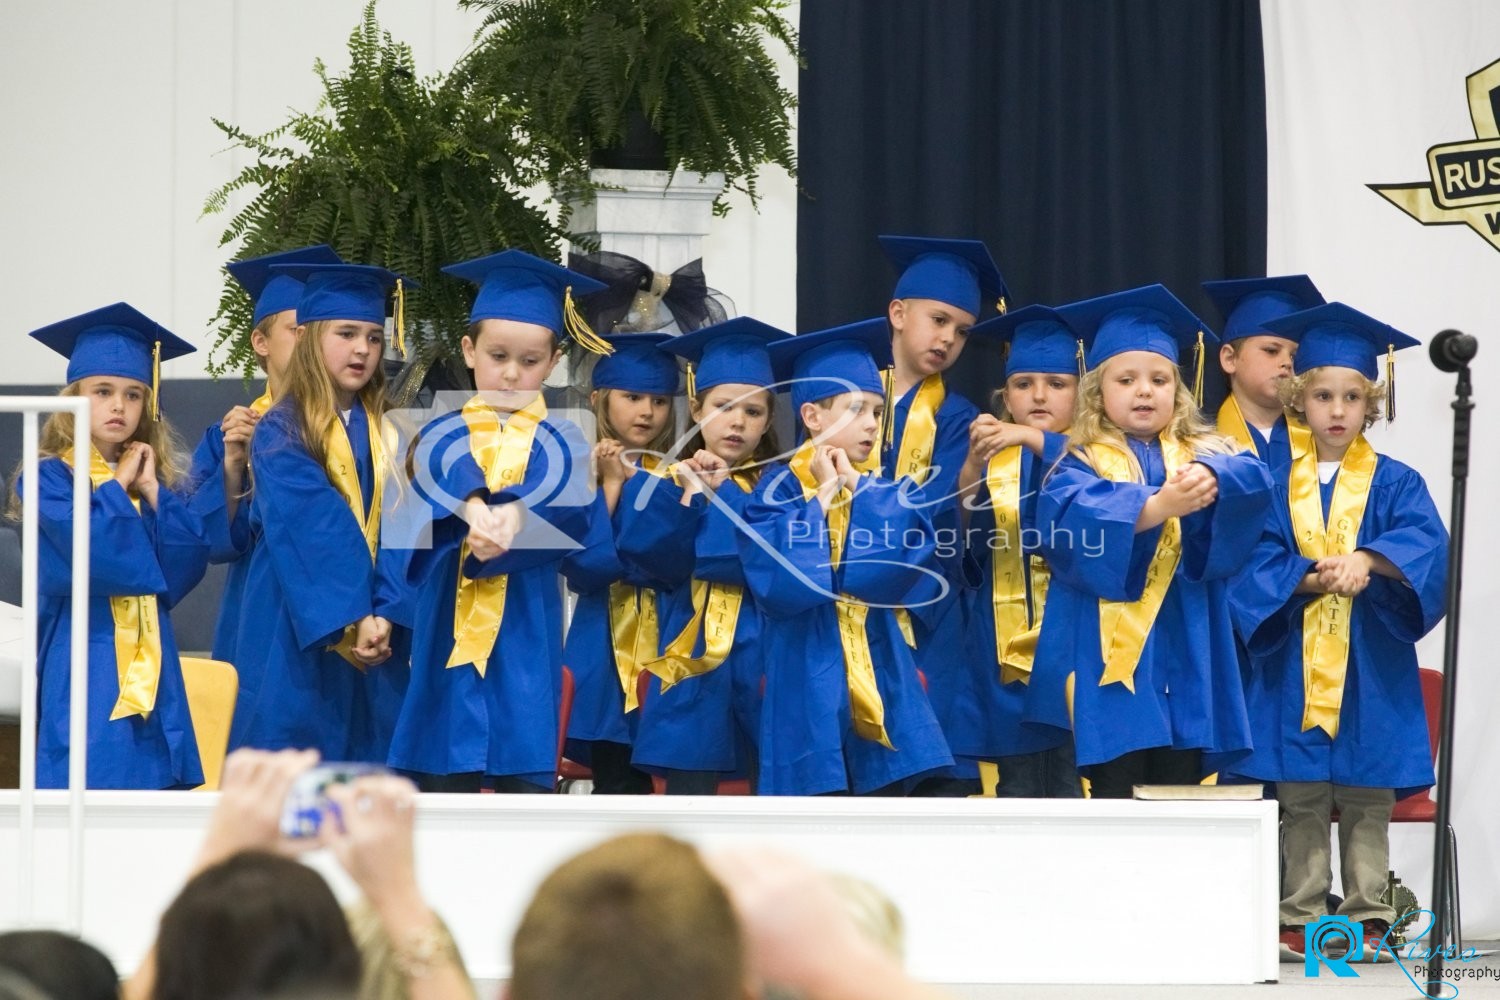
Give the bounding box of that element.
[151,850,360,1000]
[510,832,747,1000]
[0,931,117,1000]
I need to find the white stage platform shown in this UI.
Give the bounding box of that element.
[0,793,1279,986]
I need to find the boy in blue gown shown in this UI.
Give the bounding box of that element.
[1203,275,1324,476]
[615,318,792,792]
[26,305,207,788]
[949,306,1084,796]
[184,245,341,669]
[740,319,953,795]
[392,251,604,792]
[1025,286,1273,797]
[1224,303,1446,958]
[877,236,1007,795]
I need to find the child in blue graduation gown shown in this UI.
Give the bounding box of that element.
[390,251,603,792]
[1026,285,1273,798]
[20,304,207,788]
[560,333,682,793]
[231,264,413,761]
[184,246,341,670]
[740,319,953,796]
[951,306,1084,797]
[876,236,1006,796]
[615,318,792,793]
[1203,275,1325,477]
[1224,304,1446,956]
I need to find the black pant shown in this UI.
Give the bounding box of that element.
[588,741,653,795]
[1088,747,1203,799]
[994,742,1084,799]
[406,771,550,794]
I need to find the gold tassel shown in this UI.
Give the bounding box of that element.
[564,286,614,355]
[1192,330,1205,408]
[1386,344,1397,423]
[880,367,896,455]
[393,278,408,360]
[686,361,697,400]
[152,340,161,420]
[997,295,1008,316]
[1075,338,1086,379]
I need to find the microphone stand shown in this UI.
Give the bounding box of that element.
[1425,328,1476,996]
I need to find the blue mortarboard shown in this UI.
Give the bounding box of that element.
[442,249,611,352]
[1201,275,1325,342]
[768,318,893,413]
[591,333,681,395]
[30,302,196,417]
[269,263,418,327]
[1261,302,1420,380]
[969,304,1087,378]
[226,245,343,328]
[1061,285,1217,404]
[879,235,1009,319]
[662,317,792,396]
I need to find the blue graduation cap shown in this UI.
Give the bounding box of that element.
[590,333,681,395]
[1262,302,1419,420]
[268,263,418,329]
[1201,275,1325,342]
[879,235,1009,319]
[969,304,1087,378]
[662,317,792,396]
[442,249,612,354]
[768,318,893,414]
[226,245,343,328]
[30,302,195,418]
[1061,284,1217,403]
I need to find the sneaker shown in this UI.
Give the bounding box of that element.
[1361,918,1397,962]
[1279,925,1307,963]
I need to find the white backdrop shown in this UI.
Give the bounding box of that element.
[1263,0,1500,937]
[0,1,798,385]
[2,0,1494,942]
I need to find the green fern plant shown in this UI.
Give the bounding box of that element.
[202,2,567,377]
[458,0,799,214]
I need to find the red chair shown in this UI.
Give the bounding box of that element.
[1390,668,1461,950]
[555,666,577,791]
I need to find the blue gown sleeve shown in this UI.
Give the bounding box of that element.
[34,459,169,597]
[696,485,752,586]
[615,471,704,585]
[1359,463,1449,643]
[149,485,212,606]
[738,466,837,619]
[184,424,250,564]
[560,494,623,595]
[461,420,596,579]
[839,478,941,608]
[251,409,375,651]
[1228,496,1317,658]
[1038,453,1157,601]
[1178,452,1273,582]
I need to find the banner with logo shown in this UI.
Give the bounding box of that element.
[1263,0,1500,938]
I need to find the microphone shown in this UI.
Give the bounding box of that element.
[1430,329,1477,372]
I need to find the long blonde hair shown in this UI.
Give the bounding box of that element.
[1065,360,1237,482]
[272,319,388,470]
[7,380,186,519]
[590,387,677,458]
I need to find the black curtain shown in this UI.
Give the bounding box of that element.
[796,0,1267,410]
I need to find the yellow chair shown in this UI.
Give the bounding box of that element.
[179,657,238,790]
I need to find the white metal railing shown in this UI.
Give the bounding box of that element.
[4,395,91,930]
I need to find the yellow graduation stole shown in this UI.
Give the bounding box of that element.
[445,396,546,676]
[1084,436,1194,692]
[789,442,893,748]
[645,470,756,692]
[250,388,274,417]
[606,455,670,713]
[323,403,390,668]
[889,373,946,484]
[62,445,162,721]
[1288,434,1376,738]
[985,445,1051,685]
[1217,394,1314,461]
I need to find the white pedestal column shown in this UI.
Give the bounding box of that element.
[565,168,725,274]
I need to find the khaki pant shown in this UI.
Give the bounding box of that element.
[1278,780,1396,925]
